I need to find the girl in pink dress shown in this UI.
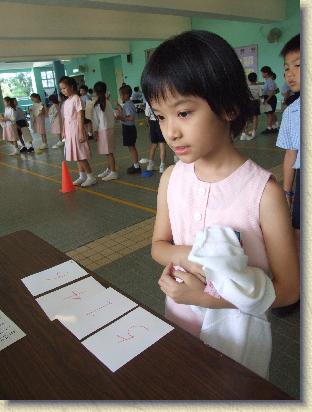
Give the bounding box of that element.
[30,93,48,149]
[141,31,299,378]
[92,81,118,181]
[59,76,96,187]
[0,96,19,155]
[48,94,64,149]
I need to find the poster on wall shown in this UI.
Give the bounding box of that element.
[234,45,258,77]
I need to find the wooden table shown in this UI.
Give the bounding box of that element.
[0,231,292,400]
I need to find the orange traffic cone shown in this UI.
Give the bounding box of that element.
[60,160,76,193]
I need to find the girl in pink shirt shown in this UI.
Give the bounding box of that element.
[59,76,96,187]
[141,30,299,377]
[48,94,64,149]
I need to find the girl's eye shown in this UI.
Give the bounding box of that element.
[157,115,165,121]
[178,111,190,118]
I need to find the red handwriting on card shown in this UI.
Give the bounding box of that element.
[85,301,112,317]
[46,271,69,281]
[63,290,86,301]
[117,325,149,343]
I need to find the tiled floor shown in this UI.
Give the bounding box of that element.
[0,113,300,399]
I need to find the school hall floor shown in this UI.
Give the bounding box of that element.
[0,113,300,400]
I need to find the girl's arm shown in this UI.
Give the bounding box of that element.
[152,166,203,276]
[78,110,87,143]
[260,178,300,307]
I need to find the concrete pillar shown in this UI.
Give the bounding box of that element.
[53,60,65,96]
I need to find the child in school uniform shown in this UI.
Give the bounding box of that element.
[92,81,118,181]
[115,85,141,174]
[59,76,96,187]
[145,101,166,173]
[240,72,262,141]
[276,34,300,261]
[80,85,93,140]
[48,94,64,149]
[0,96,19,155]
[142,30,299,378]
[12,97,34,153]
[260,67,279,134]
[29,93,48,149]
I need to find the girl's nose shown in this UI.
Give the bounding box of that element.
[166,119,182,141]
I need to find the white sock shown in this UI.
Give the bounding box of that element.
[79,172,87,179]
[86,173,93,178]
[160,162,165,166]
[134,163,140,168]
[267,126,272,130]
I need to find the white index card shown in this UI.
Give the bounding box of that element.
[55,288,137,340]
[82,307,174,372]
[21,260,88,296]
[36,277,106,320]
[0,310,26,351]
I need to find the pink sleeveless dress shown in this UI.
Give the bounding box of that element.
[166,159,273,377]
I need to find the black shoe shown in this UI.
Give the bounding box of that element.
[27,146,34,153]
[88,135,94,140]
[271,127,279,133]
[20,146,28,153]
[261,128,273,135]
[127,165,141,174]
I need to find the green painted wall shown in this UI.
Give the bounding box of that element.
[121,40,162,90]
[191,0,300,101]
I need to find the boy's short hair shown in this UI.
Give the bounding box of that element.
[280,34,300,57]
[79,85,88,92]
[88,88,93,94]
[119,84,132,97]
[141,30,252,138]
[134,86,139,92]
[248,72,257,82]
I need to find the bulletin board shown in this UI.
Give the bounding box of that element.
[234,45,258,76]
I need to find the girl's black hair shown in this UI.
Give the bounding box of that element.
[59,76,78,93]
[3,96,15,109]
[93,81,107,112]
[141,30,252,138]
[30,93,41,102]
[260,66,273,75]
[48,94,59,104]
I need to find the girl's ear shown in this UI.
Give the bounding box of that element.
[224,108,239,122]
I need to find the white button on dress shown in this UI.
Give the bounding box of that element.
[194,212,202,221]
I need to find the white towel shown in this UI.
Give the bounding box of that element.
[188,226,275,315]
[188,226,275,378]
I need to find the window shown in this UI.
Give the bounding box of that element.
[41,70,55,88]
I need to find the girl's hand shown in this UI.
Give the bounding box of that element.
[178,253,206,284]
[79,135,87,143]
[158,263,206,305]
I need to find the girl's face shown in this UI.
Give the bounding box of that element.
[60,82,73,97]
[261,71,269,79]
[150,91,231,164]
[31,96,40,103]
[3,99,9,107]
[284,50,300,92]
